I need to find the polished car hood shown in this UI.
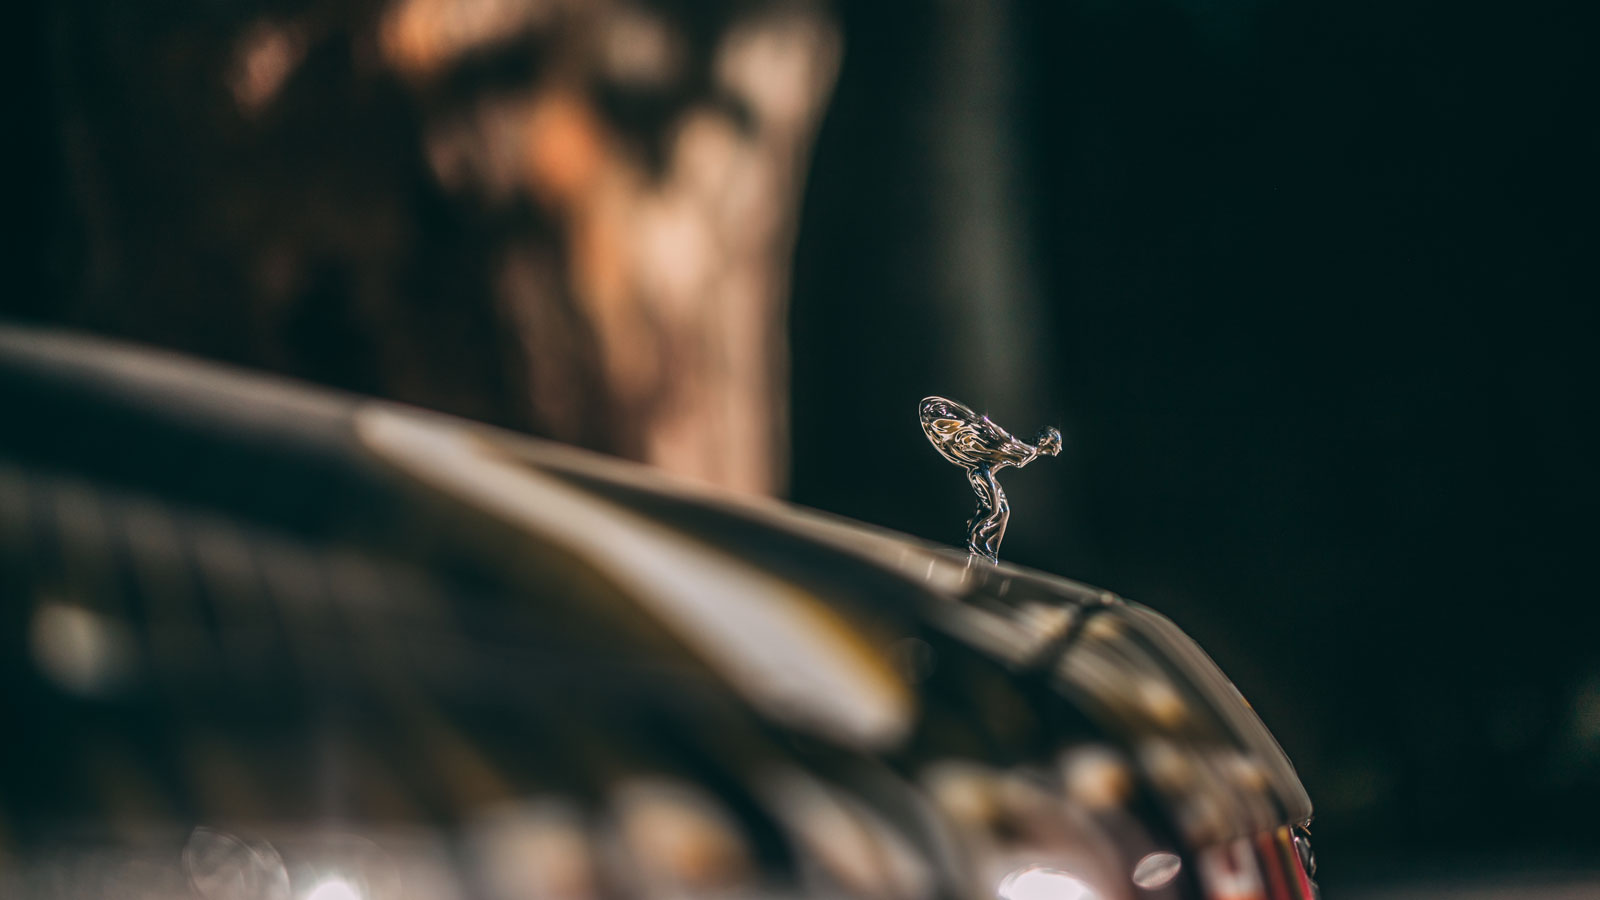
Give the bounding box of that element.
[0,324,1313,899]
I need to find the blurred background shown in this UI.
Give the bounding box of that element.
[15,0,1600,894]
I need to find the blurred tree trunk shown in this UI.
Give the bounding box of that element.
[31,0,839,495]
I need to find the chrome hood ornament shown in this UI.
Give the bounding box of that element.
[919,396,1061,564]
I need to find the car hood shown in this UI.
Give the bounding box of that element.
[0,324,1313,899]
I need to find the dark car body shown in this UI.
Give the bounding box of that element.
[0,325,1315,899]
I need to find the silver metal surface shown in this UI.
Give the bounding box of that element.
[918,396,1061,563]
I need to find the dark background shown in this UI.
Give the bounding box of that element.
[16,0,1600,891]
[790,0,1600,887]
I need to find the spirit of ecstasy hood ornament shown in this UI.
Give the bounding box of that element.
[919,396,1062,564]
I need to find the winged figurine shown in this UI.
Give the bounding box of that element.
[920,396,1061,563]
